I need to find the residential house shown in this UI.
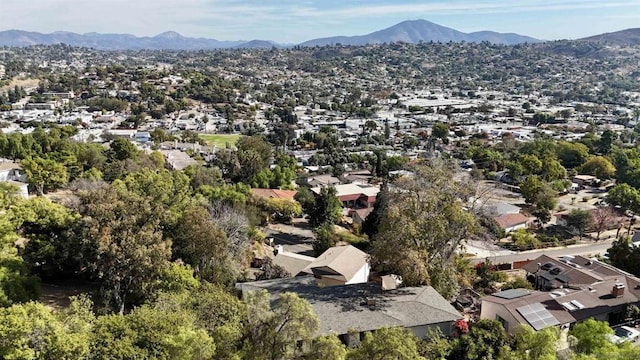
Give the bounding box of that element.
[303,245,370,287]
[481,255,640,333]
[272,245,315,277]
[160,150,198,171]
[341,170,373,185]
[351,207,374,226]
[307,174,341,187]
[572,175,598,188]
[311,183,380,208]
[236,276,463,346]
[493,213,530,233]
[0,160,29,198]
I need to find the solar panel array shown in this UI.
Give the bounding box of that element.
[493,288,530,300]
[516,303,560,330]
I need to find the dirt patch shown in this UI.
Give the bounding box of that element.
[0,78,40,92]
[40,282,95,309]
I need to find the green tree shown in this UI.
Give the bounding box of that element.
[348,327,425,360]
[0,184,40,307]
[370,163,477,297]
[107,138,140,162]
[607,183,640,214]
[173,206,234,285]
[556,141,590,169]
[565,209,593,240]
[302,334,347,360]
[450,319,508,360]
[312,222,337,256]
[432,122,449,142]
[580,156,616,180]
[10,197,79,279]
[569,318,615,355]
[0,298,93,359]
[308,186,342,227]
[243,290,319,360]
[607,237,640,276]
[21,156,69,194]
[74,185,172,313]
[498,325,559,360]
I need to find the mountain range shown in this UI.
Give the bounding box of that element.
[0,19,637,50]
[580,28,640,46]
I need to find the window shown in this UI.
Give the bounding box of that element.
[496,315,509,331]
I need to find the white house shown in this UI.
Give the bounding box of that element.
[303,245,370,287]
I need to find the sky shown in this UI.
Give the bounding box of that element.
[1,0,639,43]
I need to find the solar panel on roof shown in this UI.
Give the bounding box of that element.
[562,302,577,311]
[493,288,531,299]
[555,274,570,283]
[517,303,561,330]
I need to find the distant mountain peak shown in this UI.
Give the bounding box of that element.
[154,31,183,39]
[300,19,539,47]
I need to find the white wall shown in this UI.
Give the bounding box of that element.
[505,223,527,233]
[345,264,370,285]
[480,301,521,334]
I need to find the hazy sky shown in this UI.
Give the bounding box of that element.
[1,0,639,43]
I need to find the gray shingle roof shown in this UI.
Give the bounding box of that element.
[237,276,462,335]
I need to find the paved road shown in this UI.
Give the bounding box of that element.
[470,238,616,265]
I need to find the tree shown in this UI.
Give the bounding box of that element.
[565,209,592,240]
[90,303,215,360]
[300,334,347,360]
[432,122,449,142]
[255,257,290,280]
[556,141,590,169]
[74,185,172,313]
[590,206,616,240]
[598,130,616,154]
[580,156,616,179]
[243,290,319,360]
[173,206,234,285]
[312,223,337,256]
[449,319,508,360]
[569,318,615,355]
[540,158,566,182]
[308,186,342,227]
[520,176,557,224]
[348,327,425,360]
[499,325,559,360]
[107,138,139,161]
[11,197,79,279]
[0,184,40,307]
[362,183,390,238]
[520,154,542,175]
[370,163,477,298]
[21,156,69,194]
[0,298,93,359]
[607,237,640,276]
[607,183,640,214]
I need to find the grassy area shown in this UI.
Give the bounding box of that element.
[198,133,241,148]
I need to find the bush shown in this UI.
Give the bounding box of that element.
[511,229,541,250]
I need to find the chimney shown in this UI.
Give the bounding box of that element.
[612,281,625,298]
